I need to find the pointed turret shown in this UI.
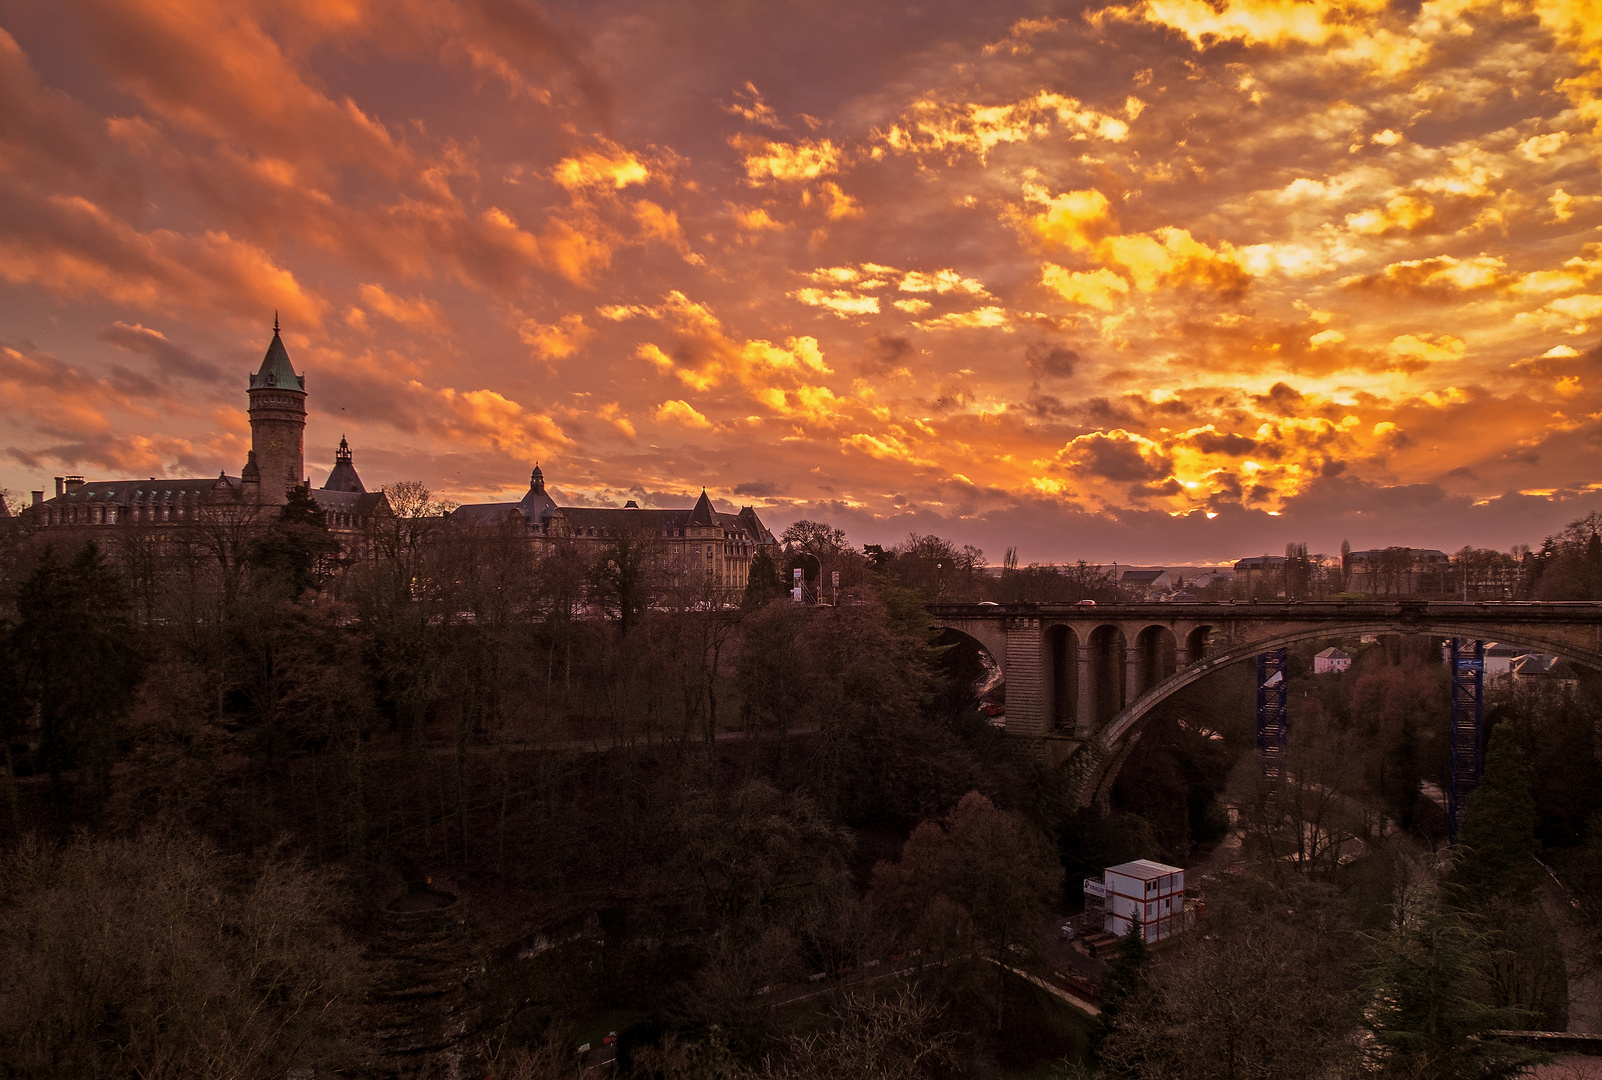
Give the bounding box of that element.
[246,318,307,505]
[321,436,366,493]
[250,322,305,393]
[518,462,556,520]
[688,487,716,527]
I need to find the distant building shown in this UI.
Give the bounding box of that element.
[1088,859,1189,942]
[449,471,778,592]
[1512,653,1579,689]
[23,323,388,553]
[1233,555,1287,598]
[1345,547,1451,595]
[1120,569,1173,594]
[1482,642,1527,678]
[1313,646,1352,674]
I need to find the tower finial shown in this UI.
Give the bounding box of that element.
[273,310,280,333]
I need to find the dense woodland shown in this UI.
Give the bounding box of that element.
[1,489,1600,1079]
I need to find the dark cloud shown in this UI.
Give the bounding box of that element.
[1025,341,1078,379]
[1186,429,1256,455]
[734,479,781,496]
[98,322,221,382]
[1253,383,1306,416]
[860,333,914,374]
[1069,432,1172,483]
[470,0,615,124]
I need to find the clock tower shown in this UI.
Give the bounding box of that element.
[246,316,307,505]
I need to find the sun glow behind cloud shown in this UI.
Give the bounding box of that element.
[0,0,1600,560]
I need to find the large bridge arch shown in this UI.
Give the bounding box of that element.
[1081,619,1602,807]
[928,601,1602,794]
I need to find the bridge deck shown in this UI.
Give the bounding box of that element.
[929,600,1602,623]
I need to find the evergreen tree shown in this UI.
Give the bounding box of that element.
[248,486,337,597]
[1452,723,1539,899]
[12,542,145,821]
[742,548,789,609]
[1099,910,1152,1036]
[1363,905,1538,1079]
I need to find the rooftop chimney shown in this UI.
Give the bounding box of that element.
[64,475,85,491]
[55,477,63,497]
[31,491,43,507]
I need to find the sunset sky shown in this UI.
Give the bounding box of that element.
[1,0,1600,563]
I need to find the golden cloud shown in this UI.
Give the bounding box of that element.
[1340,254,1510,297]
[1121,0,1433,76]
[791,288,880,316]
[733,135,842,183]
[917,306,1010,331]
[735,206,788,231]
[842,431,938,467]
[635,291,844,422]
[880,90,1138,162]
[518,313,593,361]
[1021,184,1252,299]
[656,399,712,429]
[552,147,649,190]
[1345,193,1435,236]
[1040,265,1130,310]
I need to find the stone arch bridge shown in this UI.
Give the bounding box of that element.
[927,600,1602,806]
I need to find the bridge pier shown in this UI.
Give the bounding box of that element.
[1004,617,1043,738]
[1448,638,1486,838]
[1256,648,1289,822]
[1123,645,1141,714]
[1075,648,1093,737]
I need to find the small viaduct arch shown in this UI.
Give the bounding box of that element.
[928,600,1602,806]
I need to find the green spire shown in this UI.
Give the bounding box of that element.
[250,321,304,393]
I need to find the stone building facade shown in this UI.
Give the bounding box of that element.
[450,469,778,592]
[24,323,388,544]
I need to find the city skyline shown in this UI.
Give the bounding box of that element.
[1,0,1599,562]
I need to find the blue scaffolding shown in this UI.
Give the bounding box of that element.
[1448,638,1485,838]
[1257,648,1289,816]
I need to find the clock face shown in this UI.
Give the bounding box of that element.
[265,432,282,452]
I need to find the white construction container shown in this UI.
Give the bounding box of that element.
[1101,859,1187,942]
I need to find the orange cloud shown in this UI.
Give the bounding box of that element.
[357,283,449,332]
[0,192,326,326]
[518,313,593,361]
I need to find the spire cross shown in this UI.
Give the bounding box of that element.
[273,310,280,333]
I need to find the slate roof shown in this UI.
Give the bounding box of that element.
[249,327,304,393]
[40,477,241,507]
[1315,647,1350,659]
[518,465,556,519]
[449,503,525,527]
[1107,859,1183,880]
[688,489,716,526]
[321,437,366,493]
[1513,654,1577,679]
[312,489,385,516]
